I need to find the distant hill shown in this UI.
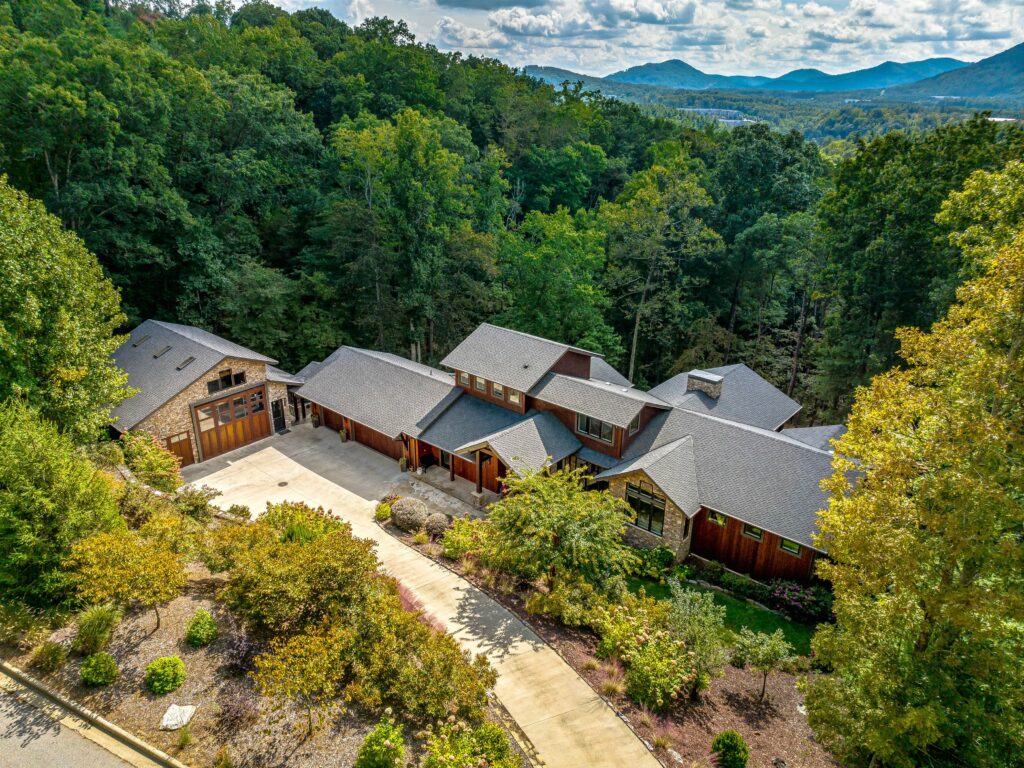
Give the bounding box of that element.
[886,42,1024,101]
[599,57,967,93]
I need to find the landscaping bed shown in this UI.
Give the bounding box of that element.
[383,521,834,768]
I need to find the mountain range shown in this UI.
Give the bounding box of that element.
[526,42,1024,102]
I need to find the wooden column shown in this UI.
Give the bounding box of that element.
[449,453,455,481]
[475,451,483,493]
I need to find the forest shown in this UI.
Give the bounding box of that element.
[1,0,1023,422]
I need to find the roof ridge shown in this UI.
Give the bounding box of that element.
[676,407,833,456]
[348,347,453,384]
[478,322,602,358]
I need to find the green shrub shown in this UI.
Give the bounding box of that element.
[172,485,220,523]
[440,517,490,561]
[223,504,251,520]
[374,502,392,522]
[422,721,519,768]
[261,501,342,541]
[185,609,218,648]
[144,656,186,694]
[177,724,193,749]
[354,716,404,768]
[629,546,676,580]
[711,730,749,768]
[80,652,119,686]
[30,641,67,673]
[525,575,605,627]
[594,592,670,660]
[412,530,430,545]
[623,634,695,712]
[121,431,182,492]
[72,603,122,656]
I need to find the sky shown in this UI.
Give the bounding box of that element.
[277,0,1021,77]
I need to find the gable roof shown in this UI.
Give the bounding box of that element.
[457,410,581,474]
[596,436,699,515]
[782,425,847,452]
[417,394,526,457]
[267,365,303,386]
[294,347,457,439]
[111,320,275,431]
[649,364,801,431]
[589,357,632,387]
[600,407,833,549]
[529,372,669,428]
[440,323,599,393]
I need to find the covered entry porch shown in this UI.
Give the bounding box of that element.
[407,435,508,497]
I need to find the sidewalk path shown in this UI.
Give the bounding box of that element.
[184,427,661,768]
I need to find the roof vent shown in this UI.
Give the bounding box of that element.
[686,369,723,399]
[131,334,151,347]
[153,345,171,358]
[176,356,196,371]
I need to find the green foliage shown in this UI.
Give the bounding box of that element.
[524,574,607,627]
[212,746,234,768]
[732,629,793,701]
[623,633,695,713]
[71,603,122,656]
[80,652,119,686]
[711,730,749,768]
[422,721,519,768]
[0,179,129,441]
[354,716,404,768]
[120,432,183,492]
[440,517,490,561]
[0,401,122,607]
[30,640,67,674]
[185,609,218,648]
[629,546,676,580]
[697,560,772,604]
[373,502,391,522]
[177,724,193,749]
[144,656,187,694]
[171,485,221,523]
[487,467,637,591]
[594,592,670,660]
[666,582,728,697]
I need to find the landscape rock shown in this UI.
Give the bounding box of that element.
[160,704,196,730]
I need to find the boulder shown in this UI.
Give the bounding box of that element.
[391,497,429,533]
[160,704,196,730]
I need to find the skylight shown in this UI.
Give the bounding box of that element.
[131,334,151,347]
[153,346,171,358]
[176,356,195,370]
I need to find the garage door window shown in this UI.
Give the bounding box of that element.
[198,406,215,432]
[217,402,232,423]
[250,391,265,412]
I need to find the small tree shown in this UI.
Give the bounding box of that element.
[667,581,728,698]
[252,625,352,736]
[120,431,182,492]
[732,628,793,701]
[486,466,637,589]
[67,529,186,629]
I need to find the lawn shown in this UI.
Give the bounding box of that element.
[627,576,815,655]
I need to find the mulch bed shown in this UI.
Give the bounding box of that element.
[384,522,836,768]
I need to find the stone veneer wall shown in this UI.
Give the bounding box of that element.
[606,472,693,561]
[135,357,282,464]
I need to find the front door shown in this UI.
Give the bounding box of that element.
[272,398,287,432]
[193,386,272,460]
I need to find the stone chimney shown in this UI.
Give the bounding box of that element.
[686,369,723,399]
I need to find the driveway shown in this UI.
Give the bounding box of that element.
[183,425,661,768]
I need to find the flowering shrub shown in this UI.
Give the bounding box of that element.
[422,720,519,768]
[697,560,771,603]
[593,592,670,660]
[768,580,833,623]
[623,633,696,712]
[354,715,404,768]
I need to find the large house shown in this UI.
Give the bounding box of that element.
[111,320,302,466]
[295,323,844,582]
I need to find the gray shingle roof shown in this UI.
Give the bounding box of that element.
[590,357,632,387]
[457,410,581,474]
[596,436,699,515]
[575,445,618,469]
[440,323,599,393]
[781,425,847,452]
[417,395,526,457]
[295,360,325,381]
[267,366,304,386]
[606,407,833,549]
[111,320,275,431]
[649,364,801,431]
[294,347,457,439]
[530,373,669,428]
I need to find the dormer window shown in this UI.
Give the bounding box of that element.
[459,371,470,386]
[628,413,640,435]
[492,382,504,399]
[576,413,613,444]
[474,376,487,392]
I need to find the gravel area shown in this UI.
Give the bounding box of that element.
[384,523,836,768]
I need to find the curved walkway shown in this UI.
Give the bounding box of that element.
[183,426,660,768]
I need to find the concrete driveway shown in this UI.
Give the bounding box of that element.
[183,425,661,768]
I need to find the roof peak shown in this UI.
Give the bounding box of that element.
[477,322,602,358]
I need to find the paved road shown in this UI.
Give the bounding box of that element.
[0,690,132,768]
[184,424,661,768]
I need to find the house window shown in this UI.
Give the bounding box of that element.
[492,382,505,399]
[217,402,232,424]
[707,510,728,527]
[576,412,614,444]
[233,396,247,419]
[459,371,470,386]
[780,538,801,556]
[628,413,640,435]
[742,523,763,542]
[508,389,521,405]
[208,369,247,394]
[474,376,487,392]
[440,451,452,470]
[683,515,690,539]
[625,481,665,536]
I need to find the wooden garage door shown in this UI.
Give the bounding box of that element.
[164,431,195,468]
[352,420,405,460]
[193,386,271,460]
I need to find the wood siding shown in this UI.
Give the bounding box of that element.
[527,397,621,459]
[690,508,817,581]
[453,370,527,414]
[193,385,271,460]
[315,405,405,461]
[549,350,593,378]
[621,404,664,455]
